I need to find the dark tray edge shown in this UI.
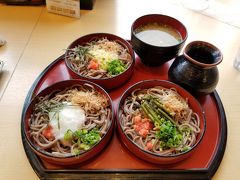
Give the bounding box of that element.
[21,55,227,180]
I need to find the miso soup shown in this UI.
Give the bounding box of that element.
[135,23,182,46]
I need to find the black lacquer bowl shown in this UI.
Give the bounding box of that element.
[131,14,188,66]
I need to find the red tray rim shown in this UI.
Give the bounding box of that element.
[21,55,227,180]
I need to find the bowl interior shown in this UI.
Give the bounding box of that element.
[184,41,223,67]
[24,79,114,160]
[64,33,135,80]
[117,80,205,158]
[131,14,187,47]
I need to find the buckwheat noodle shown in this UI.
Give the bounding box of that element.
[119,86,201,156]
[66,37,132,78]
[28,83,111,157]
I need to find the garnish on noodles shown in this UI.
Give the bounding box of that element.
[65,37,132,78]
[119,86,201,155]
[28,83,111,157]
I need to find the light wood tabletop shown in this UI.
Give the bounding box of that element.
[0,0,240,179]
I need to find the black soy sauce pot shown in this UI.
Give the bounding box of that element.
[168,41,223,95]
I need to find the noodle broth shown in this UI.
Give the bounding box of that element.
[134,23,182,47]
[25,81,113,161]
[117,80,205,162]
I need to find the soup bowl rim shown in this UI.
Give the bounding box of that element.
[116,79,206,158]
[131,14,188,48]
[23,79,115,159]
[64,32,135,81]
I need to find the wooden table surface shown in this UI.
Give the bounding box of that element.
[0,0,240,179]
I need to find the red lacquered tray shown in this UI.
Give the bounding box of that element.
[21,55,227,180]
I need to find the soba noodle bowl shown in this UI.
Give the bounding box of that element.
[119,86,201,156]
[28,83,111,157]
[66,37,132,78]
